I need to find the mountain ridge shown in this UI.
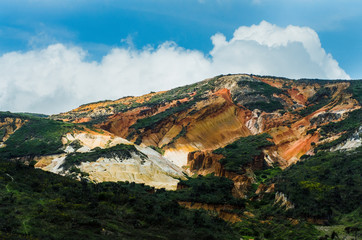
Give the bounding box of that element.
[51,74,361,168]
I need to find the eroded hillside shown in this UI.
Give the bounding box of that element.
[52,74,361,170]
[0,113,184,190]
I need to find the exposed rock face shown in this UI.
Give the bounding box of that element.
[274,192,295,210]
[187,151,260,198]
[0,117,26,147]
[78,154,180,190]
[33,131,184,190]
[331,126,362,151]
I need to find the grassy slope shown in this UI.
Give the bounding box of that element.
[0,113,79,158]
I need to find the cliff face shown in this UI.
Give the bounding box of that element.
[32,131,184,190]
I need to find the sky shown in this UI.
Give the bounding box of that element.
[1,0,362,114]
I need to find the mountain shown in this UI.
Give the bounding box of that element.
[52,74,360,167]
[1,74,361,239]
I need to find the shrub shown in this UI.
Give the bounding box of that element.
[213,133,274,174]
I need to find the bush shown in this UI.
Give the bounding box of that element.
[174,174,244,206]
[61,144,146,171]
[0,117,78,158]
[0,160,239,239]
[213,133,274,174]
[276,147,362,221]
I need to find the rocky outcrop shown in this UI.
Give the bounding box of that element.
[33,130,184,190]
[274,192,295,210]
[331,126,362,151]
[0,117,26,147]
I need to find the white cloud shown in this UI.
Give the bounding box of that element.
[210,21,349,79]
[0,21,350,114]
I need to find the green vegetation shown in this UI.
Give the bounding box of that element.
[61,144,145,171]
[114,75,220,115]
[297,86,334,117]
[213,134,274,174]
[234,212,319,240]
[254,167,282,184]
[317,108,362,150]
[130,99,200,131]
[167,126,187,146]
[244,100,284,113]
[0,128,6,141]
[0,159,320,240]
[276,146,362,223]
[149,145,165,155]
[347,80,362,104]
[147,75,219,106]
[0,160,239,240]
[0,116,79,159]
[110,102,128,112]
[81,114,112,126]
[126,76,223,142]
[0,111,48,120]
[240,81,284,98]
[237,81,284,112]
[175,174,244,206]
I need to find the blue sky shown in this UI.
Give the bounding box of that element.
[1,0,362,113]
[1,0,361,76]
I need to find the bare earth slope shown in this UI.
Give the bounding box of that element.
[52,74,360,169]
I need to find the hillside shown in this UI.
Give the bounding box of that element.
[52,74,360,168]
[1,74,361,239]
[0,112,184,190]
[0,160,240,240]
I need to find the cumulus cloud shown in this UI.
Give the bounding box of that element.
[0,21,349,114]
[210,21,349,79]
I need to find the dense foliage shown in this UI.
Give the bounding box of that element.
[61,144,145,171]
[0,111,48,120]
[276,146,362,223]
[237,80,284,112]
[347,80,362,104]
[0,160,239,240]
[234,202,319,240]
[213,133,274,173]
[174,174,320,239]
[175,174,244,206]
[0,117,78,158]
